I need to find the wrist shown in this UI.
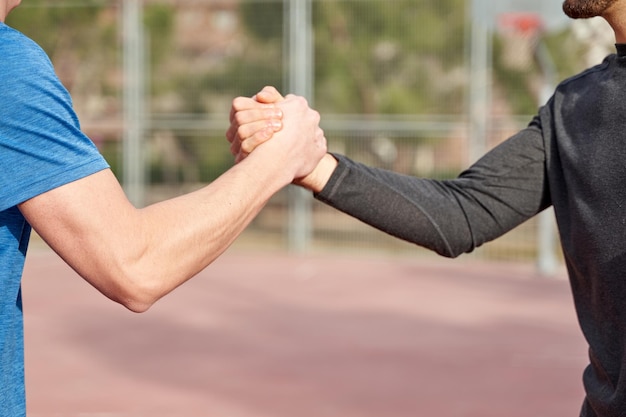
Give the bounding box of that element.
[294,153,338,192]
[243,145,295,187]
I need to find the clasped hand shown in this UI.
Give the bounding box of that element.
[226,87,334,188]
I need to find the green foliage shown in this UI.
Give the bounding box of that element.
[174,60,284,114]
[543,28,592,80]
[312,0,467,115]
[240,1,284,40]
[491,36,538,115]
[491,27,587,115]
[151,2,285,113]
[7,1,105,58]
[4,1,592,186]
[6,1,118,103]
[144,3,175,67]
[148,134,232,184]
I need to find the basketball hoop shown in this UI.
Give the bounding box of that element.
[496,12,544,70]
[497,12,544,37]
[486,0,568,33]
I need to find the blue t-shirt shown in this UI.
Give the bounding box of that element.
[0,23,109,416]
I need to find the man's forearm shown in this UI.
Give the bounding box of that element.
[20,150,293,312]
[21,96,326,312]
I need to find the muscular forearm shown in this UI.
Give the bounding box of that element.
[127,151,293,309]
[20,94,325,312]
[21,150,291,312]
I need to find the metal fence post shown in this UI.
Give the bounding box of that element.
[285,0,314,253]
[122,0,146,207]
[468,0,492,165]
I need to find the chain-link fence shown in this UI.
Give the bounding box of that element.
[7,0,612,265]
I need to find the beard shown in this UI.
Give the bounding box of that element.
[562,0,617,18]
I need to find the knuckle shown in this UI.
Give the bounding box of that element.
[242,138,257,153]
[234,111,247,124]
[237,125,248,138]
[232,97,245,109]
[296,96,308,106]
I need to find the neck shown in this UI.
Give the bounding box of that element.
[603,4,626,43]
[609,22,626,44]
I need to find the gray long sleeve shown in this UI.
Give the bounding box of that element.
[315,121,550,258]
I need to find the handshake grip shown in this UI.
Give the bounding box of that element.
[227,88,328,185]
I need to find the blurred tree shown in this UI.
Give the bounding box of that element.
[144,3,175,69]
[6,1,115,95]
[313,0,467,115]
[4,0,591,184]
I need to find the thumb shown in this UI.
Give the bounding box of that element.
[255,86,284,104]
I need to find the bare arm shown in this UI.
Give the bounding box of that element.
[20,95,326,313]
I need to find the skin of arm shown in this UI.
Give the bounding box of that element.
[19,95,327,313]
[227,86,338,193]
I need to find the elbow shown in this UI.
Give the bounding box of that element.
[114,285,159,313]
[412,235,473,259]
[433,239,475,259]
[120,296,155,314]
[102,247,176,313]
[437,248,467,259]
[105,270,165,313]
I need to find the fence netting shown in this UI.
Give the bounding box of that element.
[7,0,613,262]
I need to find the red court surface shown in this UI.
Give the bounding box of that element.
[22,246,588,417]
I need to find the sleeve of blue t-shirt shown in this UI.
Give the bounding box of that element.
[0,24,110,212]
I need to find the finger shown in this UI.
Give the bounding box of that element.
[237,118,282,142]
[255,86,285,104]
[227,107,282,147]
[240,125,279,154]
[230,97,254,123]
[230,142,240,157]
[225,123,237,144]
[230,97,278,123]
[233,107,283,130]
